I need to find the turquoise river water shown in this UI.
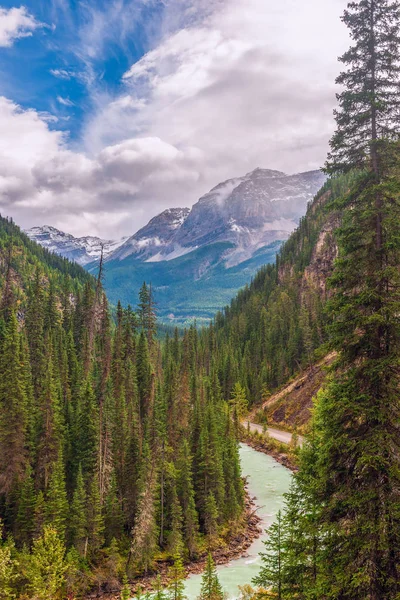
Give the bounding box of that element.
[182,443,292,599]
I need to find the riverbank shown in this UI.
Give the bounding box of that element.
[85,485,263,600]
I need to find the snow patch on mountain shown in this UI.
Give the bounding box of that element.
[26,225,126,266]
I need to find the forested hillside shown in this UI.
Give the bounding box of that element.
[0,215,244,598]
[200,173,357,410]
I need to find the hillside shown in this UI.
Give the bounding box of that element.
[0,214,94,305]
[199,173,357,413]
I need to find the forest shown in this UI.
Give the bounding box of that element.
[0,216,244,598]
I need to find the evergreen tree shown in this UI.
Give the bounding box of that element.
[199,554,224,600]
[0,521,19,600]
[168,554,186,600]
[86,476,104,557]
[26,526,68,600]
[253,511,285,600]
[326,0,400,176]
[177,440,199,559]
[0,312,28,498]
[45,452,69,540]
[69,465,87,555]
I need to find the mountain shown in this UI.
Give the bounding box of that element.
[27,168,326,323]
[112,207,190,262]
[108,168,326,266]
[101,168,326,323]
[25,225,127,266]
[0,215,94,308]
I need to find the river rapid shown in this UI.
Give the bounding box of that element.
[183,443,292,599]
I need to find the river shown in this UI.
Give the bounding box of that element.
[182,443,292,599]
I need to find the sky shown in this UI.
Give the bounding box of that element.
[0,0,349,239]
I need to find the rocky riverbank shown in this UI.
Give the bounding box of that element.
[85,486,262,600]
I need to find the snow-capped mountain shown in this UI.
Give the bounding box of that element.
[111,208,190,262]
[107,168,326,266]
[25,225,127,266]
[27,168,326,323]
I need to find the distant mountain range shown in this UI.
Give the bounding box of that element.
[27,168,326,324]
[25,226,128,266]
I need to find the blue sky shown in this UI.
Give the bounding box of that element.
[0,0,164,140]
[0,0,349,238]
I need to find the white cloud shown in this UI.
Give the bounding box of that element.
[82,0,350,222]
[50,68,75,79]
[0,97,201,237]
[0,6,42,47]
[0,0,350,239]
[57,95,75,106]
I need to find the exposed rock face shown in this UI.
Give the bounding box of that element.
[25,226,126,266]
[170,169,326,260]
[111,208,190,262]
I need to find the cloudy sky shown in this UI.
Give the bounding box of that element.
[0,0,349,238]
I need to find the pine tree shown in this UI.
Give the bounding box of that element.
[0,521,19,600]
[168,554,186,600]
[45,452,69,541]
[229,383,248,436]
[204,492,219,540]
[199,553,224,600]
[86,476,104,557]
[16,464,36,545]
[26,526,68,600]
[300,1,400,598]
[326,0,400,176]
[129,462,157,575]
[69,465,87,555]
[121,574,131,600]
[177,440,199,559]
[253,511,285,600]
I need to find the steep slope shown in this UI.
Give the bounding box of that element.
[196,173,356,422]
[165,168,326,265]
[26,225,126,266]
[111,207,190,262]
[0,215,93,303]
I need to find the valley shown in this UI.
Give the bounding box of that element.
[28,168,325,324]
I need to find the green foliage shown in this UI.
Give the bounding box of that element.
[168,555,187,600]
[199,553,224,600]
[0,522,19,600]
[253,511,285,599]
[25,526,68,600]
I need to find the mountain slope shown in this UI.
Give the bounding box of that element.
[197,173,357,420]
[26,225,126,266]
[111,207,190,262]
[0,215,95,320]
[101,168,326,323]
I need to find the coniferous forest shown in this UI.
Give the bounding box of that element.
[0,217,244,598]
[1,1,400,599]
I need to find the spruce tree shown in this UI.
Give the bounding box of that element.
[326,0,400,176]
[26,526,68,600]
[45,452,69,541]
[69,465,87,555]
[302,1,400,598]
[253,511,285,600]
[168,554,186,600]
[199,553,224,600]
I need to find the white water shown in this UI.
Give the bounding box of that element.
[182,444,292,599]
